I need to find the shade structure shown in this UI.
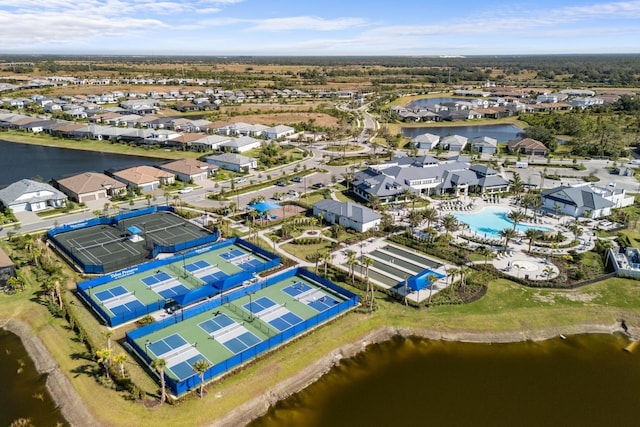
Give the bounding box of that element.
[248,201,282,213]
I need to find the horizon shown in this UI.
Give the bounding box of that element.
[1,0,640,56]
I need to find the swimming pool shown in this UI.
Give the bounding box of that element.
[453,206,553,239]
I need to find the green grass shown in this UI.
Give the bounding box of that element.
[280,240,334,262]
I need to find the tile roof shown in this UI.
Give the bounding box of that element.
[56,172,126,194]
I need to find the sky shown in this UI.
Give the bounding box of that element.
[0,0,639,56]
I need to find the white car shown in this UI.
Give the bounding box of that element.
[235,178,247,184]
[178,187,193,194]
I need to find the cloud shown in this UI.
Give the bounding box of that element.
[247,16,368,32]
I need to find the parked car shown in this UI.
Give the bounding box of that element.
[311,182,325,189]
[178,187,193,194]
[276,180,288,186]
[287,190,299,197]
[235,178,247,184]
[291,176,302,183]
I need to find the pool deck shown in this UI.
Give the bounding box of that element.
[433,195,598,281]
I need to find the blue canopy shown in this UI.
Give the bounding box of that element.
[248,201,282,213]
[127,225,143,235]
[402,269,446,292]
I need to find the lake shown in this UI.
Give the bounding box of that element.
[401,124,523,142]
[250,333,640,427]
[0,329,68,426]
[0,139,162,188]
[406,97,471,108]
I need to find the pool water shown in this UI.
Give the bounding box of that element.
[453,206,553,239]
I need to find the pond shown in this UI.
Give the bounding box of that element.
[250,333,640,427]
[0,329,68,426]
[406,97,471,108]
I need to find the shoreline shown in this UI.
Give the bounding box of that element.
[2,318,635,427]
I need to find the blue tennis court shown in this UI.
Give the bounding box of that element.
[110,299,145,316]
[243,296,276,314]
[184,260,211,273]
[148,333,187,357]
[157,284,190,299]
[170,355,208,381]
[200,270,229,284]
[94,285,128,302]
[238,258,263,271]
[269,312,303,332]
[308,295,340,312]
[223,332,261,354]
[141,271,172,286]
[282,281,313,297]
[198,314,235,334]
[220,248,244,260]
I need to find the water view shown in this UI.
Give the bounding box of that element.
[0,139,161,188]
[0,329,67,426]
[406,97,470,107]
[454,206,553,239]
[250,333,640,427]
[401,124,523,142]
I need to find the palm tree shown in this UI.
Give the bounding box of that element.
[407,210,423,234]
[308,217,318,232]
[345,250,357,285]
[543,266,555,279]
[440,214,459,246]
[525,229,542,253]
[145,194,153,206]
[103,330,113,351]
[151,358,168,405]
[95,348,112,379]
[499,227,518,250]
[361,256,375,311]
[447,267,459,298]
[192,359,211,399]
[113,352,127,378]
[476,246,492,265]
[426,274,438,305]
[422,207,438,231]
[511,172,524,200]
[508,210,526,231]
[458,265,471,293]
[320,251,332,278]
[163,190,171,207]
[316,213,324,228]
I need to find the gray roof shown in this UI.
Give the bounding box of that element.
[0,179,67,206]
[411,133,440,144]
[542,186,614,210]
[471,136,497,147]
[313,200,381,224]
[204,152,255,165]
[221,135,262,149]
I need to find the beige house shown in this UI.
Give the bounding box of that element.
[55,172,127,203]
[111,165,175,193]
[159,159,216,183]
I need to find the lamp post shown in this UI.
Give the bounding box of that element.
[145,340,150,358]
[247,291,255,321]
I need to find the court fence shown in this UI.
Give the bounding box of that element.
[47,206,219,274]
[125,266,358,396]
[77,237,278,327]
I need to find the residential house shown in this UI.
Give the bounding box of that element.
[110,166,175,193]
[441,135,468,152]
[0,179,67,212]
[411,133,440,150]
[55,172,127,203]
[190,134,233,152]
[0,248,16,287]
[471,136,498,154]
[541,183,634,219]
[204,153,257,172]
[312,200,381,233]
[264,125,295,140]
[159,159,215,183]
[220,136,263,153]
[507,138,548,156]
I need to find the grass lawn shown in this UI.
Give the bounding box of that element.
[280,240,334,262]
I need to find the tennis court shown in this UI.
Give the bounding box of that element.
[220,248,245,261]
[94,285,146,317]
[198,314,261,354]
[126,266,359,396]
[244,297,303,332]
[147,333,210,382]
[50,209,215,274]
